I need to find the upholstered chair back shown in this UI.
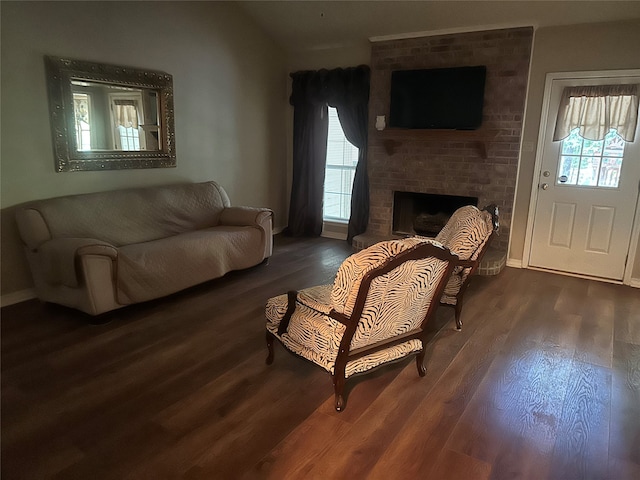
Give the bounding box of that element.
[330,237,452,350]
[435,205,494,282]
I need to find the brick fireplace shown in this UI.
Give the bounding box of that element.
[364,27,534,253]
[393,191,477,236]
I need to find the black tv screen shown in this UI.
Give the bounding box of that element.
[389,66,486,130]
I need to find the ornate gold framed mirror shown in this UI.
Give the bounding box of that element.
[45,56,176,172]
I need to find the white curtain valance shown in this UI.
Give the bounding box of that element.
[553,84,639,142]
[113,100,139,129]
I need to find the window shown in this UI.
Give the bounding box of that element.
[117,125,141,151]
[558,128,625,188]
[109,94,146,151]
[324,107,358,221]
[73,93,92,150]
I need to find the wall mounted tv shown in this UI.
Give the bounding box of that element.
[389,65,487,130]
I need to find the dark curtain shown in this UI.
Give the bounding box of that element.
[326,67,370,243]
[285,65,370,240]
[285,101,328,236]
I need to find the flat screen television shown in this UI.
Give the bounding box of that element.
[389,65,487,130]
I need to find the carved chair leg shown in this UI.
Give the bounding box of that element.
[265,331,275,365]
[333,374,346,412]
[454,300,463,331]
[416,350,427,377]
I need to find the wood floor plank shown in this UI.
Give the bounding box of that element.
[446,294,577,477]
[575,296,615,368]
[484,347,573,480]
[608,457,640,480]
[609,340,640,466]
[429,448,492,480]
[613,294,640,345]
[365,306,519,478]
[247,411,351,479]
[550,359,611,479]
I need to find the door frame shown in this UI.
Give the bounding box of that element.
[523,69,640,286]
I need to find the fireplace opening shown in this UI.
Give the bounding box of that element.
[392,191,478,236]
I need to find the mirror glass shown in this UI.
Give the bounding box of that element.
[71,80,161,152]
[45,56,176,172]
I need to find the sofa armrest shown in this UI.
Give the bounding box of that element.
[76,243,118,259]
[220,206,274,258]
[219,206,273,227]
[16,207,51,251]
[37,238,117,288]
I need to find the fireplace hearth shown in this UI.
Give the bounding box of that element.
[393,191,478,236]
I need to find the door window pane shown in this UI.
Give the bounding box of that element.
[581,138,604,156]
[557,128,625,188]
[598,157,623,187]
[559,155,580,185]
[577,157,600,186]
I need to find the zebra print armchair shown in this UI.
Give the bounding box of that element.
[436,204,499,330]
[265,237,458,411]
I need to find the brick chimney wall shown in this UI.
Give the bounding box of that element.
[366,27,534,251]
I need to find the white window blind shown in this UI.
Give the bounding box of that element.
[323,107,358,222]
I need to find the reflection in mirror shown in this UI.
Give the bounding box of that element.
[71,80,161,152]
[45,56,176,172]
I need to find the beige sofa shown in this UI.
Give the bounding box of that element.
[16,181,273,315]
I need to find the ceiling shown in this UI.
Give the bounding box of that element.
[237,1,640,53]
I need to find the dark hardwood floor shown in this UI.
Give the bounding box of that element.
[2,235,639,479]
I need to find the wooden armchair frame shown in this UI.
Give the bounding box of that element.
[266,242,458,411]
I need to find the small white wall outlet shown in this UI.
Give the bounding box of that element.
[375,115,386,131]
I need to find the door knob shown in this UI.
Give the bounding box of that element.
[541,183,549,190]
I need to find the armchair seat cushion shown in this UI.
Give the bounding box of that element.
[272,302,345,373]
[296,284,334,314]
[265,286,343,365]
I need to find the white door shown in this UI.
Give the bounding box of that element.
[529,74,640,281]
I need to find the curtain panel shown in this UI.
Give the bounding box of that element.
[553,84,639,141]
[285,65,370,240]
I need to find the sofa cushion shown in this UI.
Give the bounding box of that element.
[116,226,264,304]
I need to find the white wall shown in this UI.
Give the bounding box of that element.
[1,1,288,297]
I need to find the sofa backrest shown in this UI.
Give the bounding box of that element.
[16,181,231,249]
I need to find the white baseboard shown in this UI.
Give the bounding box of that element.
[629,278,640,288]
[1,288,36,307]
[321,220,348,241]
[506,259,523,269]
